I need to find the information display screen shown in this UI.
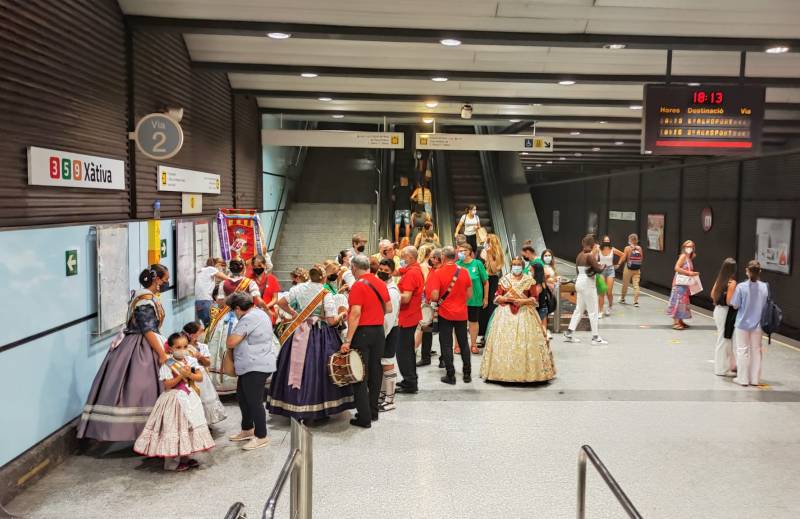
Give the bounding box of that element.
[642,84,765,155]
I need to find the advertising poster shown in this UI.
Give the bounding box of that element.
[96,224,130,333]
[176,221,195,299]
[756,218,792,274]
[647,214,665,251]
[587,212,599,235]
[194,220,210,273]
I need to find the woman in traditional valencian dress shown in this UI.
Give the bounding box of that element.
[205,258,263,394]
[78,265,170,441]
[268,265,354,422]
[480,257,556,383]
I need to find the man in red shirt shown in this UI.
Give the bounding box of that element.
[395,246,425,394]
[342,254,392,428]
[431,246,473,385]
[418,248,443,367]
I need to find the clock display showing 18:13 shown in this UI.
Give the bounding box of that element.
[692,90,724,105]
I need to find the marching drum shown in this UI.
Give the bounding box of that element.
[420,303,435,332]
[328,350,365,387]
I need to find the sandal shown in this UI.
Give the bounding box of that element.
[173,463,191,472]
[470,345,480,354]
[672,323,686,330]
[454,345,461,354]
[186,459,200,468]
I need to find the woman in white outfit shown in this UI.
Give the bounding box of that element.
[564,235,608,345]
[597,235,624,318]
[710,258,737,377]
[730,260,769,387]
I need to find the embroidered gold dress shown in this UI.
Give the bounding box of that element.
[480,273,556,383]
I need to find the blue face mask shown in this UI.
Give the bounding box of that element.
[511,265,523,275]
[457,252,466,262]
[399,259,407,268]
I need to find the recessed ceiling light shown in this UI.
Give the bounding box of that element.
[526,166,532,170]
[422,117,434,124]
[766,46,789,54]
[558,80,576,85]
[440,38,462,47]
[644,150,653,154]
[603,43,627,50]
[629,104,643,110]
[599,120,607,124]
[569,131,581,135]
[532,103,543,107]
[614,141,624,145]
[424,101,439,108]
[509,119,521,123]
[574,152,582,157]
[521,152,529,156]
[546,160,553,164]
[592,147,601,151]
[431,76,449,82]
[535,163,542,167]
[267,32,291,39]
[559,156,566,160]
[318,97,333,102]
[300,72,318,78]
[331,114,344,119]
[687,82,701,87]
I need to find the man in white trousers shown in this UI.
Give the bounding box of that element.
[564,234,609,345]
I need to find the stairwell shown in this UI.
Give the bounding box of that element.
[447,150,493,234]
[270,203,372,289]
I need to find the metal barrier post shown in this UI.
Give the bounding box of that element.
[576,445,642,519]
[290,419,313,519]
[576,448,588,519]
[553,281,562,333]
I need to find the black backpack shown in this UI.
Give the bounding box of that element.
[760,283,783,344]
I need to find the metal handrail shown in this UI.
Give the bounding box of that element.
[263,449,300,518]
[262,419,313,519]
[577,445,642,519]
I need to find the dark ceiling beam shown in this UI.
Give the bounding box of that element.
[258,108,642,123]
[198,62,800,86]
[127,16,800,52]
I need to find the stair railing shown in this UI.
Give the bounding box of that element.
[577,445,642,519]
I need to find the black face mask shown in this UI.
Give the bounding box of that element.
[356,244,365,253]
[376,271,391,282]
[252,267,265,276]
[327,274,338,282]
[427,259,434,267]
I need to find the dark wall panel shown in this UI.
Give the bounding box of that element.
[132,32,233,219]
[641,165,681,288]
[297,148,377,203]
[233,95,261,209]
[0,0,129,227]
[606,174,639,244]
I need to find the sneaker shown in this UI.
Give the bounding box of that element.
[618,298,627,305]
[546,330,553,340]
[633,302,639,308]
[242,436,270,451]
[379,401,396,412]
[604,307,611,316]
[463,374,472,383]
[597,313,604,320]
[228,429,255,442]
[441,374,456,385]
[563,332,580,343]
[591,336,609,345]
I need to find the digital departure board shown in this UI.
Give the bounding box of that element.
[642,84,765,155]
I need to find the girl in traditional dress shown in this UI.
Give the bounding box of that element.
[667,240,700,330]
[268,265,354,422]
[134,333,215,471]
[480,257,556,383]
[205,258,263,394]
[182,321,227,425]
[78,265,170,442]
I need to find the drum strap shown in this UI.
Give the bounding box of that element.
[359,279,386,314]
[440,266,462,303]
[279,289,328,344]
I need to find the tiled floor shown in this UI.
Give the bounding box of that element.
[8,278,800,518]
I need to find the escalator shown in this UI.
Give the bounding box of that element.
[446,149,493,236]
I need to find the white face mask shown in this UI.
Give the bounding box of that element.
[543,255,552,264]
[511,265,523,275]
[685,247,694,255]
[399,259,407,268]
[172,349,186,360]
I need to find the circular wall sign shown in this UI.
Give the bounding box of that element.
[701,206,713,232]
[134,113,184,160]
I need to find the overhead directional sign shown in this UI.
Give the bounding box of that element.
[415,133,553,152]
[158,166,221,194]
[262,129,404,149]
[65,249,78,276]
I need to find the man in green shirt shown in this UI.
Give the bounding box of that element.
[457,243,489,354]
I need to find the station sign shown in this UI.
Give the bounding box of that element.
[415,133,553,152]
[262,129,404,149]
[158,166,221,194]
[609,210,636,221]
[28,146,125,190]
[134,113,184,160]
[642,84,765,155]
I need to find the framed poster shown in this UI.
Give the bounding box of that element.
[96,224,130,333]
[552,210,560,232]
[176,220,195,299]
[194,220,211,273]
[587,212,599,235]
[756,218,792,274]
[647,214,665,251]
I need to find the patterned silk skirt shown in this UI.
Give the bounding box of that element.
[133,389,215,458]
[267,322,355,420]
[667,284,692,320]
[195,367,227,425]
[480,305,556,383]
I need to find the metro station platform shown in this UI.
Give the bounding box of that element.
[8,270,800,519]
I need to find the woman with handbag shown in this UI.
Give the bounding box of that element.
[710,258,738,376]
[563,235,608,345]
[225,293,276,451]
[667,240,700,330]
[480,257,556,383]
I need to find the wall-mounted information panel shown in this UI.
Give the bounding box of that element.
[642,84,765,155]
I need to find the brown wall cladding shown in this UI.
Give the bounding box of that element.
[132,31,233,219]
[0,0,129,227]
[233,95,261,209]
